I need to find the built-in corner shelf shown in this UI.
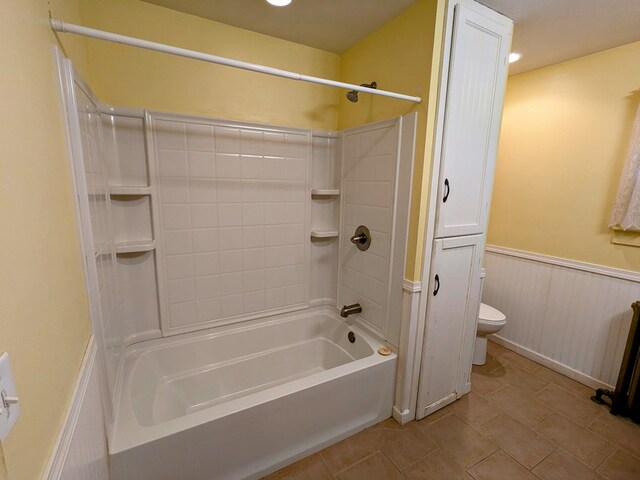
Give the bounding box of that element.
[109,186,151,196]
[310,230,339,239]
[115,240,156,254]
[311,188,340,197]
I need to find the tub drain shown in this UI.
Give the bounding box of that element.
[348,331,356,343]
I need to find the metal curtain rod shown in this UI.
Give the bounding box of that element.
[51,19,422,104]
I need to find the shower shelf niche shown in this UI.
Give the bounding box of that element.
[115,240,156,255]
[109,186,151,196]
[311,188,340,196]
[310,230,339,239]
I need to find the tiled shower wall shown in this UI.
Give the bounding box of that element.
[150,117,311,333]
[74,83,122,403]
[340,121,399,338]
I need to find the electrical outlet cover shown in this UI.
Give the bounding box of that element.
[0,352,20,441]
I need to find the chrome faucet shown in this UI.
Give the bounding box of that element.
[340,303,362,318]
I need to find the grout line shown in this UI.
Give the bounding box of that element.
[528,444,559,471]
[335,450,382,476]
[396,447,442,474]
[464,447,500,472]
[596,447,618,471]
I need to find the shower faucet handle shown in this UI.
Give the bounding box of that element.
[349,225,371,251]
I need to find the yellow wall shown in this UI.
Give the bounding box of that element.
[338,0,444,280]
[0,1,92,479]
[488,41,640,272]
[80,0,340,131]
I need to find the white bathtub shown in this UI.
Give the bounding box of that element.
[109,307,397,480]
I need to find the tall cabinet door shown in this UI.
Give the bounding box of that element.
[416,235,483,419]
[435,2,512,238]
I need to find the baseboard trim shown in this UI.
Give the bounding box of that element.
[486,245,640,283]
[392,406,412,425]
[489,335,613,391]
[42,336,97,480]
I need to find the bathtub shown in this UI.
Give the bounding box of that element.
[109,307,397,480]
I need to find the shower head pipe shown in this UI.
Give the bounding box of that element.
[50,19,422,103]
[347,82,377,102]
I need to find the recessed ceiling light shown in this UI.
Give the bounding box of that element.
[266,0,292,6]
[509,52,522,63]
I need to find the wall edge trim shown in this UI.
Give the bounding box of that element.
[42,336,97,480]
[486,245,640,283]
[402,279,422,293]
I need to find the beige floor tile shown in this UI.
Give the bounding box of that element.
[587,413,640,459]
[263,453,334,480]
[502,364,550,395]
[336,452,404,480]
[479,413,556,469]
[533,366,595,398]
[597,449,640,480]
[319,430,379,474]
[403,451,472,480]
[472,353,506,376]
[425,413,498,468]
[368,420,439,470]
[493,348,542,374]
[536,384,603,427]
[487,340,509,355]
[532,449,604,480]
[419,405,454,424]
[449,392,500,427]
[490,385,552,428]
[471,371,507,398]
[468,450,538,480]
[534,413,616,468]
[367,417,414,430]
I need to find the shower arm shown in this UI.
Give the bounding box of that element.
[50,19,422,104]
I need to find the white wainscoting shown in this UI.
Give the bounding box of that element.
[483,246,640,389]
[43,336,110,480]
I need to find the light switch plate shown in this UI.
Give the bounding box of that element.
[0,352,20,441]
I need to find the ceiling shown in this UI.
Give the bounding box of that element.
[141,0,417,53]
[477,0,640,75]
[142,0,640,75]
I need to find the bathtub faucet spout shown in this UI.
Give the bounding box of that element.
[340,303,362,318]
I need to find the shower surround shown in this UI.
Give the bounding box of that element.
[58,56,415,479]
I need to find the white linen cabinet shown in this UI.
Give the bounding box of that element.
[416,0,512,419]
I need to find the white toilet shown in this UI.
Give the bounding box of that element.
[473,269,507,365]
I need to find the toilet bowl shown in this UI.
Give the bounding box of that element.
[473,302,507,365]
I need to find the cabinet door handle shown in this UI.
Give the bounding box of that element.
[443,179,450,203]
[433,274,440,296]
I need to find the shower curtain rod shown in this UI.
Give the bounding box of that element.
[51,19,422,104]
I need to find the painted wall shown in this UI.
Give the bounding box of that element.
[338,0,443,280]
[488,40,640,272]
[0,1,92,479]
[79,0,341,131]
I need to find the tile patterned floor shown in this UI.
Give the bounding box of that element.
[263,341,640,479]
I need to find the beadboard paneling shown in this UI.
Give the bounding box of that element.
[483,247,640,387]
[44,338,110,480]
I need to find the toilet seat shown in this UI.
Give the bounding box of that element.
[474,303,507,365]
[479,303,506,323]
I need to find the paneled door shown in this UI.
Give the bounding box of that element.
[417,234,483,418]
[434,2,512,238]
